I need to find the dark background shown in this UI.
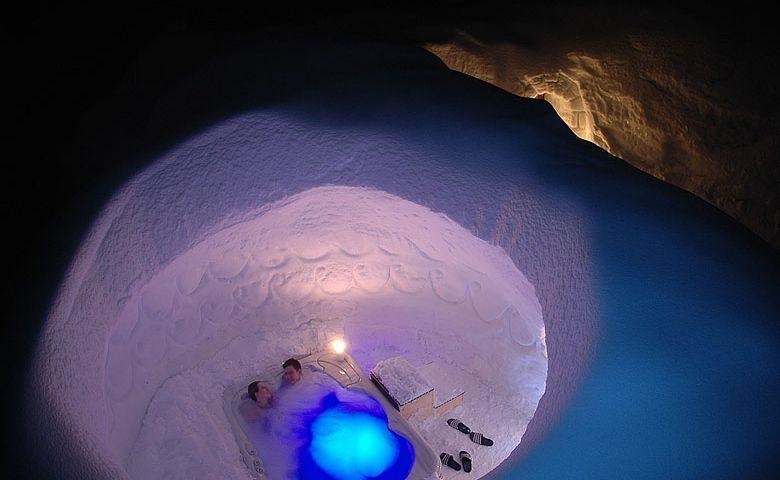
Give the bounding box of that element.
[3,2,776,478]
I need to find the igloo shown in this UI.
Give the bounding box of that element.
[28,98,570,478]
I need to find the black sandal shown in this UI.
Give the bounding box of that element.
[447,418,471,434]
[469,432,494,446]
[440,452,462,471]
[459,451,472,472]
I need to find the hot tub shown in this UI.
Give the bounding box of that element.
[223,352,442,479]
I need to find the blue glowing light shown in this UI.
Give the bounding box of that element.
[299,393,414,479]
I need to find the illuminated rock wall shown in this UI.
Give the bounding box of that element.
[425,21,779,249]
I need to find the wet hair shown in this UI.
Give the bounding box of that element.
[282,358,302,371]
[247,381,260,401]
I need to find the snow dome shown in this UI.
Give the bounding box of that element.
[30,93,582,478]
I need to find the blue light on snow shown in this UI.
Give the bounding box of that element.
[299,392,414,480]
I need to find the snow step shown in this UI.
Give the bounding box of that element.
[418,362,465,414]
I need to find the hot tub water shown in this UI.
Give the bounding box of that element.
[301,392,415,480]
[247,370,415,480]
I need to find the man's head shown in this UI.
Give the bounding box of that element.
[248,381,273,408]
[282,358,302,384]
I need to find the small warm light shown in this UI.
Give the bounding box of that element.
[331,338,347,354]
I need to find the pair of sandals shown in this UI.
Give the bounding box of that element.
[440,419,495,472]
[447,418,494,446]
[439,451,472,473]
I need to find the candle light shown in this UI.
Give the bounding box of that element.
[331,338,347,354]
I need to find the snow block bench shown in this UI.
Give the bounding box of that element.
[371,356,465,420]
[371,356,434,420]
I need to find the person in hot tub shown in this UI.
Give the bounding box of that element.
[278,357,367,407]
[247,381,274,409]
[280,357,340,393]
[282,357,303,385]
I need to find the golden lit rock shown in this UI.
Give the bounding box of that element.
[425,15,779,249]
